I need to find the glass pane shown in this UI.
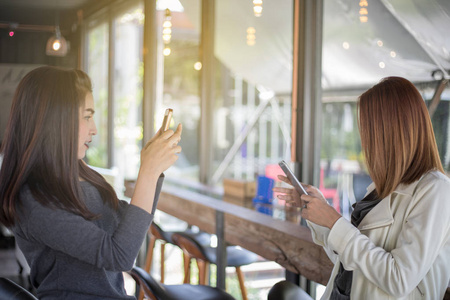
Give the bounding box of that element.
[156,0,201,182]
[213,0,293,185]
[424,86,450,173]
[321,0,450,220]
[113,4,144,180]
[86,21,109,168]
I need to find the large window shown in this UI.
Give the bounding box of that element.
[85,2,144,187]
[113,4,144,180]
[212,0,293,185]
[320,0,450,218]
[156,0,201,182]
[86,19,109,168]
[85,0,293,188]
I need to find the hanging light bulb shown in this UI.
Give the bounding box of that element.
[246,27,256,46]
[194,62,202,70]
[52,39,61,50]
[253,0,263,17]
[163,47,171,56]
[46,25,68,56]
[8,23,18,38]
[162,8,172,56]
[163,8,172,44]
[46,7,68,57]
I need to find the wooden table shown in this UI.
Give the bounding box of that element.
[156,185,333,286]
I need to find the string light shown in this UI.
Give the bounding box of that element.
[163,47,171,56]
[247,27,256,46]
[162,8,172,44]
[162,8,172,56]
[194,62,202,70]
[52,39,61,50]
[253,0,263,17]
[8,23,18,38]
[359,0,368,23]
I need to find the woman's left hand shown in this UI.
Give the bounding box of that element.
[274,175,341,229]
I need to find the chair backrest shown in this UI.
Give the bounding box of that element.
[129,267,166,300]
[150,223,166,241]
[267,280,313,300]
[171,232,209,262]
[0,278,37,300]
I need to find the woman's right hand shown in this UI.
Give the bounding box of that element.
[139,123,183,179]
[273,175,306,207]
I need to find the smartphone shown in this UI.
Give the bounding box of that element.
[278,160,308,196]
[161,108,173,132]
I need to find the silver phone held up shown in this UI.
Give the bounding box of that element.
[278,160,309,196]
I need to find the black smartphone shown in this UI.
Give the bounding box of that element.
[278,160,308,196]
[161,108,173,132]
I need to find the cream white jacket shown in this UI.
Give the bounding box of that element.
[308,171,450,300]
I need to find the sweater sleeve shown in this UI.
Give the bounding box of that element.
[20,175,165,272]
[327,175,450,297]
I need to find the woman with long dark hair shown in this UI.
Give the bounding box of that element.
[275,77,450,299]
[0,66,182,299]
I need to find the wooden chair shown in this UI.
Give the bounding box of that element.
[139,223,211,300]
[143,223,211,282]
[171,232,258,300]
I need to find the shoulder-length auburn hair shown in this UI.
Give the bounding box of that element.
[0,66,118,227]
[358,76,444,199]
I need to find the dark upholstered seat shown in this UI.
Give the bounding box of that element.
[129,266,236,300]
[139,222,211,300]
[267,280,313,300]
[0,278,37,300]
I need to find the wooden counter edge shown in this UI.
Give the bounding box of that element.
[157,186,333,285]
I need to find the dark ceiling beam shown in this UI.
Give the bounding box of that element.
[428,79,449,117]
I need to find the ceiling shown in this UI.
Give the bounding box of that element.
[0,0,91,30]
[0,0,88,10]
[181,0,450,95]
[322,0,450,91]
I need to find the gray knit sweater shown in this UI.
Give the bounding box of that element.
[12,177,163,299]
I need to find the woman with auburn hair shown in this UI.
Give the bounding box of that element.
[274,77,450,300]
[0,66,182,299]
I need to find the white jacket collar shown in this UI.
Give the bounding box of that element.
[357,176,424,230]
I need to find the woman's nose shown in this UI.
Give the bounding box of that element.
[91,119,98,135]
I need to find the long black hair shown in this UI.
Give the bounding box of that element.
[0,66,118,227]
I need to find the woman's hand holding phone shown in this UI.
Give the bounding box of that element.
[273,175,307,208]
[131,109,181,214]
[274,174,341,229]
[139,109,182,178]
